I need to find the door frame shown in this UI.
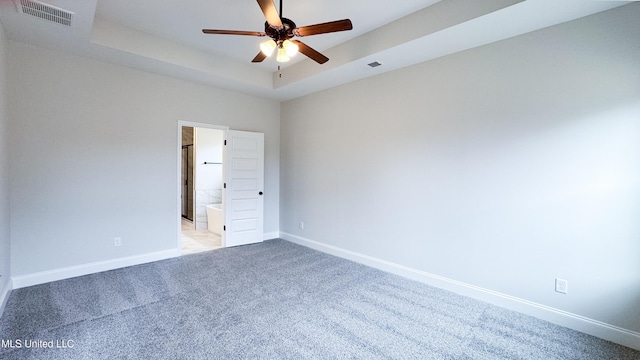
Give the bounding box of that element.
[176,121,229,253]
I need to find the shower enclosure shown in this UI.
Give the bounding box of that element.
[181,127,195,221]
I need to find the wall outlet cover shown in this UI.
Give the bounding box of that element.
[555,278,568,294]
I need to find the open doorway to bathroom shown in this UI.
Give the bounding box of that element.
[180,124,226,255]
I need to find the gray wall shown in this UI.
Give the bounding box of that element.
[0,20,11,313]
[8,41,280,277]
[281,5,640,333]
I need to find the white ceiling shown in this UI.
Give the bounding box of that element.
[0,0,631,101]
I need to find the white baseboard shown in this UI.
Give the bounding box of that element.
[0,276,12,317]
[280,232,640,351]
[263,231,280,241]
[12,249,180,289]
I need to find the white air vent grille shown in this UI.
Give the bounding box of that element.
[16,0,74,27]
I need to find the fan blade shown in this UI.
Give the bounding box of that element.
[252,51,268,63]
[294,19,352,37]
[202,29,266,36]
[291,40,329,64]
[257,0,283,28]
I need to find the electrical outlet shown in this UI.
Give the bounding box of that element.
[299,221,304,230]
[555,278,568,294]
[114,237,122,247]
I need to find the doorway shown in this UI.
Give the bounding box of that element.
[179,123,227,255]
[177,122,266,254]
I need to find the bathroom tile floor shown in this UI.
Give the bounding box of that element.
[181,218,223,255]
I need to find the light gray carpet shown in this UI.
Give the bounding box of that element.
[1,239,638,359]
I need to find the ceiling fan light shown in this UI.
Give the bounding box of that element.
[277,47,290,62]
[260,39,277,57]
[283,40,299,57]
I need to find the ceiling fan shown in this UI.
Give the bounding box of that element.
[202,0,353,64]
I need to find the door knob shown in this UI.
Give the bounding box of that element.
[259,192,263,195]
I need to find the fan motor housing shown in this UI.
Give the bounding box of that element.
[264,18,296,42]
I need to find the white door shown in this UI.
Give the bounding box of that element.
[223,130,264,247]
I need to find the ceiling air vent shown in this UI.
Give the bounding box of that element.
[16,0,74,27]
[367,61,383,68]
